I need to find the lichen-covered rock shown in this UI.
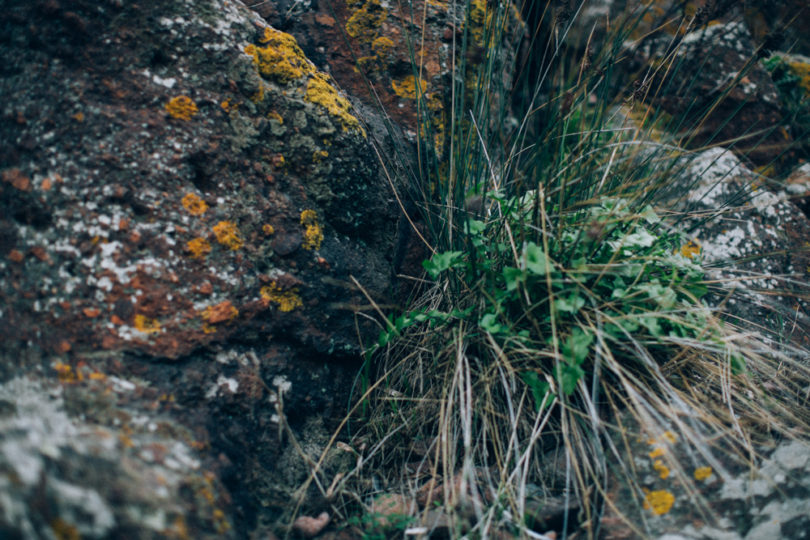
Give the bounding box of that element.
[249,0,524,156]
[0,0,398,536]
[595,415,810,540]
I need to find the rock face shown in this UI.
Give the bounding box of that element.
[0,0,396,536]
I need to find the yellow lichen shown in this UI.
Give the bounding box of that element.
[648,447,665,459]
[469,0,493,47]
[653,459,670,479]
[371,36,394,57]
[679,241,701,259]
[312,150,329,162]
[643,489,675,515]
[187,237,212,259]
[262,224,275,235]
[787,60,810,94]
[181,193,208,216]
[345,0,387,43]
[300,209,324,250]
[391,75,427,100]
[246,28,313,84]
[662,431,677,443]
[268,110,284,124]
[694,466,713,481]
[202,323,217,334]
[305,74,365,135]
[134,314,161,334]
[213,221,243,251]
[261,282,303,312]
[165,95,198,120]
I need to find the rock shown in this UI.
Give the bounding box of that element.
[0,0,398,536]
[293,511,330,538]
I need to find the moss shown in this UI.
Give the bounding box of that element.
[305,74,365,135]
[181,193,208,216]
[165,95,198,120]
[261,282,303,312]
[345,0,387,43]
[213,221,243,250]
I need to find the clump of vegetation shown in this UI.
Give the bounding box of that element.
[289,2,810,537]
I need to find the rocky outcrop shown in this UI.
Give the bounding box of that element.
[0,0,396,536]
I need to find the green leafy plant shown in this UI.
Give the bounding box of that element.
[296,3,810,538]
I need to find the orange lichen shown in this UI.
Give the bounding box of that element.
[305,74,365,135]
[653,459,670,479]
[312,150,328,162]
[181,193,208,216]
[213,221,243,250]
[694,466,713,481]
[246,28,313,84]
[220,98,239,113]
[678,241,701,259]
[202,323,217,334]
[643,489,675,515]
[662,431,677,443]
[345,0,387,43]
[187,237,212,259]
[53,362,82,383]
[391,75,427,100]
[261,282,303,312]
[134,314,161,334]
[262,224,275,235]
[648,447,665,459]
[300,209,323,250]
[165,95,198,120]
[203,301,239,324]
[268,110,284,124]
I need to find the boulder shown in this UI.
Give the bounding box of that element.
[0,0,395,536]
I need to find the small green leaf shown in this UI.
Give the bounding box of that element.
[562,328,594,365]
[524,242,549,275]
[520,371,553,411]
[555,294,585,314]
[503,267,525,292]
[558,363,584,395]
[480,313,506,334]
[423,251,464,279]
[640,205,661,224]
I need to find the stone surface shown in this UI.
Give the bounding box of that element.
[0,0,396,536]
